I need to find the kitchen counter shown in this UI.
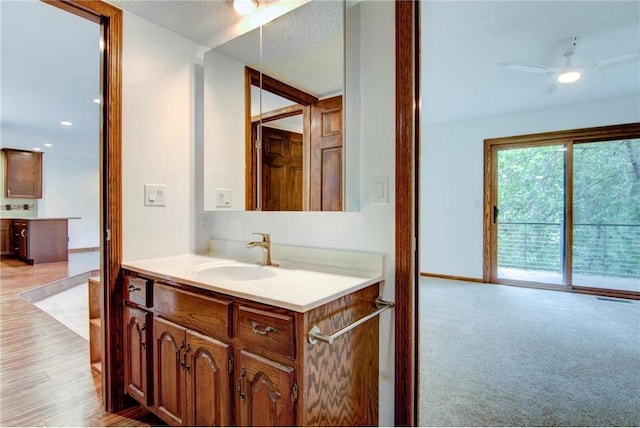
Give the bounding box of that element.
[122,252,384,313]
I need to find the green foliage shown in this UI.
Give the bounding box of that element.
[496,139,640,280]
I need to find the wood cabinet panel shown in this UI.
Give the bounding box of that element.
[154,317,187,426]
[186,330,231,427]
[1,219,13,256]
[154,283,232,340]
[237,305,295,359]
[237,350,295,427]
[2,148,42,199]
[124,305,152,405]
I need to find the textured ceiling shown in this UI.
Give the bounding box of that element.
[1,1,638,160]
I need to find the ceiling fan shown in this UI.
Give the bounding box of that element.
[499,36,640,93]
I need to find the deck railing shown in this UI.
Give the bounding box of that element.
[498,222,640,279]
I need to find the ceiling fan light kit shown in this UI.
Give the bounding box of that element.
[499,35,639,91]
[233,0,259,16]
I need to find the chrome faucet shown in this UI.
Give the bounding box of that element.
[246,233,277,266]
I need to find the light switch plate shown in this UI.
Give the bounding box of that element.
[215,188,232,208]
[373,176,389,204]
[144,184,166,207]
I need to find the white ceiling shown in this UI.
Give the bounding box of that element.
[1,1,638,159]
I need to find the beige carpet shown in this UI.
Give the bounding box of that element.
[419,277,640,427]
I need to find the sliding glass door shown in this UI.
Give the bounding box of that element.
[496,144,566,286]
[572,139,640,293]
[485,124,640,298]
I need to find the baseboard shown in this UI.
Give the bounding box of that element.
[420,272,484,283]
[69,247,100,254]
[20,269,101,303]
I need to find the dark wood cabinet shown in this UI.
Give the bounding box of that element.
[122,270,380,426]
[2,148,43,199]
[1,219,12,256]
[6,219,68,264]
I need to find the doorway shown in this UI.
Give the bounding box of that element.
[485,124,640,298]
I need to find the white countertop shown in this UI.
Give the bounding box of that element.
[121,253,384,313]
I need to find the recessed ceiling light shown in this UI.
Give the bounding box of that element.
[93,98,101,104]
[33,147,42,151]
[60,121,73,126]
[557,70,581,84]
[234,0,258,16]
[44,143,53,147]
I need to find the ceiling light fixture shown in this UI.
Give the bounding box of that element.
[234,0,258,16]
[60,121,72,126]
[557,70,581,84]
[44,143,53,147]
[33,147,42,151]
[93,98,101,104]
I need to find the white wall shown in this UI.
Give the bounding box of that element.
[121,11,207,261]
[420,94,640,279]
[39,153,99,249]
[206,2,396,424]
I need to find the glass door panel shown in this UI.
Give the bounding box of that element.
[572,138,640,293]
[496,145,566,285]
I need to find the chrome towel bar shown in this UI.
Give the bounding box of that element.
[307,297,395,345]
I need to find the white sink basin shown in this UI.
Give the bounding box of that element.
[194,264,277,282]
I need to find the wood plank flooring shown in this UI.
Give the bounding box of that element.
[0,258,163,426]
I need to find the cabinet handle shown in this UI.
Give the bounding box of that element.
[249,321,278,336]
[20,229,26,238]
[176,342,184,365]
[140,325,146,349]
[237,368,246,402]
[181,344,190,373]
[128,284,141,292]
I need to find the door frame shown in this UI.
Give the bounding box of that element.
[484,123,640,300]
[395,1,419,426]
[43,0,123,412]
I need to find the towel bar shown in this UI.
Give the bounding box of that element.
[307,297,394,345]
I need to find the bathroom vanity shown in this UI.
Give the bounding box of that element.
[121,248,386,426]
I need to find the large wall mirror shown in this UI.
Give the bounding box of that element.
[204,0,359,211]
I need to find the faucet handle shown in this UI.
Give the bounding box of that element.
[252,232,270,242]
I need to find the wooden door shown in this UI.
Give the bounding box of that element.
[237,350,295,427]
[154,317,187,426]
[261,126,303,211]
[124,305,152,405]
[309,95,343,211]
[185,330,231,427]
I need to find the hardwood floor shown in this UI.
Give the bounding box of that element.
[0,258,163,426]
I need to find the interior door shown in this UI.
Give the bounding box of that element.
[261,126,303,211]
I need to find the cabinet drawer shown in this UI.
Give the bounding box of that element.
[154,283,232,339]
[124,276,153,307]
[237,306,295,359]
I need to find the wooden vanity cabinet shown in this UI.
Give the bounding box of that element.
[121,270,380,427]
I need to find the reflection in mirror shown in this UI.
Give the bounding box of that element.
[204,1,345,211]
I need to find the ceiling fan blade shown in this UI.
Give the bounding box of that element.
[593,49,640,69]
[498,61,557,74]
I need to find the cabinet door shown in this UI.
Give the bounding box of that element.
[185,330,231,427]
[3,149,42,198]
[237,350,296,427]
[124,305,152,405]
[154,317,187,426]
[14,221,28,260]
[0,220,11,256]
